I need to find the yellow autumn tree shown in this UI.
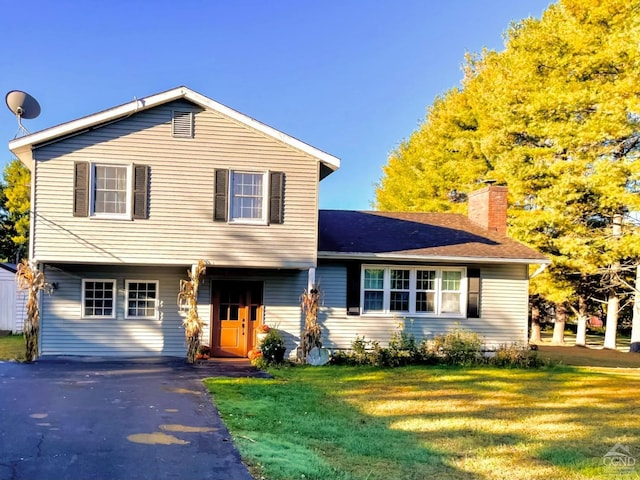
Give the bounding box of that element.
[376,0,640,347]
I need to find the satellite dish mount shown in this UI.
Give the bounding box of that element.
[5,90,41,137]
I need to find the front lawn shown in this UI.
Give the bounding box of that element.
[206,365,640,480]
[0,335,24,361]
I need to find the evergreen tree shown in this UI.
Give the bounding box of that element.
[376,0,640,347]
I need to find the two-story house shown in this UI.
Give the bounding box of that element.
[8,86,547,358]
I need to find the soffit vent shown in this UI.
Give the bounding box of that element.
[172,110,194,138]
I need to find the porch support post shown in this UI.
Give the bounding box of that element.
[308,267,316,290]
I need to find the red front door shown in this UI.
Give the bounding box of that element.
[211,281,263,357]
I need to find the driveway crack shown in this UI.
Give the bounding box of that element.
[35,433,44,459]
[0,461,17,480]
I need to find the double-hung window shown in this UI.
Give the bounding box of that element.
[74,162,149,219]
[82,279,116,318]
[214,169,285,224]
[230,171,266,222]
[91,164,132,218]
[125,281,159,319]
[362,266,466,316]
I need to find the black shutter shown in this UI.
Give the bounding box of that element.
[214,169,229,222]
[346,262,361,315]
[269,171,285,224]
[73,162,90,217]
[132,164,149,219]
[467,268,481,318]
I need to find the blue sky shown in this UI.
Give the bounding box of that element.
[1,0,552,210]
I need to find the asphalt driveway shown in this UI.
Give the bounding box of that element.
[0,357,260,480]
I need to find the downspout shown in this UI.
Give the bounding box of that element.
[308,267,316,291]
[28,149,36,261]
[529,263,548,279]
[38,262,44,357]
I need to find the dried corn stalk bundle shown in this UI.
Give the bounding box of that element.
[178,260,206,364]
[299,285,322,363]
[16,260,48,362]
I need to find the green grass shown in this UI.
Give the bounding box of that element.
[0,334,25,361]
[205,365,640,480]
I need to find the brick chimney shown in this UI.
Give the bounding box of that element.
[467,185,508,235]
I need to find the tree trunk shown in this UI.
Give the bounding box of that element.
[604,215,622,350]
[575,295,588,347]
[552,302,566,344]
[530,304,542,343]
[603,293,618,350]
[630,264,640,353]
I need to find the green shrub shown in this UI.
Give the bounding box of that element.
[261,329,287,365]
[388,327,417,352]
[424,329,484,365]
[330,327,545,369]
[329,336,379,366]
[488,344,545,368]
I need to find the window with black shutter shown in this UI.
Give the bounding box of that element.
[73,162,90,217]
[214,169,229,222]
[73,162,149,219]
[214,169,285,224]
[346,263,362,315]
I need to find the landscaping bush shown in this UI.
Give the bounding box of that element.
[330,336,379,366]
[259,328,287,365]
[427,328,484,365]
[329,328,547,369]
[487,344,544,368]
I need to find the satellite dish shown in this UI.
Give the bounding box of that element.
[5,90,41,137]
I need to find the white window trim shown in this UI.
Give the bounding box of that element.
[361,265,467,317]
[89,163,133,220]
[81,278,117,319]
[228,170,269,225]
[125,280,160,320]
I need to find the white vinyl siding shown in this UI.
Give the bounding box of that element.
[0,267,27,333]
[31,100,320,268]
[41,266,188,356]
[125,280,159,319]
[40,265,307,358]
[317,262,530,349]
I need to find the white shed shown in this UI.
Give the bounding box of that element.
[0,264,26,333]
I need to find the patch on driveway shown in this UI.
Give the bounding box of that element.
[0,357,256,480]
[126,432,189,445]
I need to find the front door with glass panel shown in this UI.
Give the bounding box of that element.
[211,281,263,357]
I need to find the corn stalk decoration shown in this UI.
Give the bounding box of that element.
[299,285,322,362]
[16,260,50,362]
[177,260,206,364]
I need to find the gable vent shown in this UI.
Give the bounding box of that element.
[172,110,194,138]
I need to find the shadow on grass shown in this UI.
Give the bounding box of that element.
[537,344,640,368]
[206,365,640,480]
[206,369,484,480]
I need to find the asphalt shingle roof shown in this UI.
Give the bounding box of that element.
[318,210,547,262]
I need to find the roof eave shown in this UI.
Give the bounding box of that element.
[317,251,551,265]
[0,263,17,273]
[8,86,340,173]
